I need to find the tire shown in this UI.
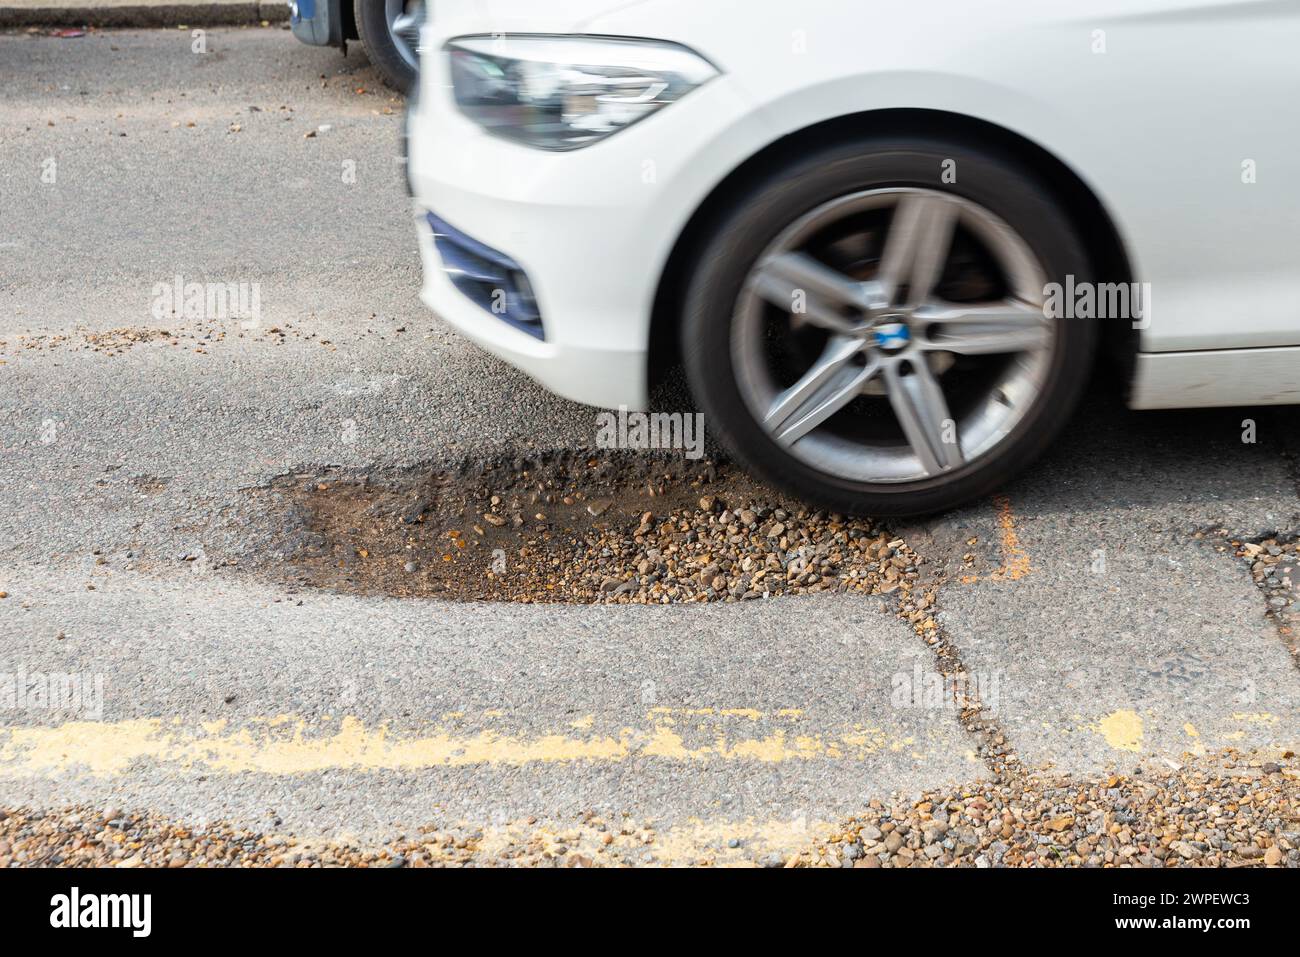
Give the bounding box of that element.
[355,0,418,95]
[681,135,1097,517]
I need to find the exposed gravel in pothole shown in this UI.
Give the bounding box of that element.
[801,749,1299,869]
[255,452,939,607]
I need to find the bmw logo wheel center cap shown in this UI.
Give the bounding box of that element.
[870,320,912,353]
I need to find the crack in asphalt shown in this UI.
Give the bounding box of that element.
[892,512,1026,784]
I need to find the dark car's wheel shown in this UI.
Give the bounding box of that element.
[355,0,420,95]
[681,135,1098,517]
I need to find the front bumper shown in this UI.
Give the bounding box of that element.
[406,31,757,412]
[413,208,648,410]
[288,0,340,47]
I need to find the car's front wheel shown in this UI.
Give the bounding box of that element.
[681,135,1097,517]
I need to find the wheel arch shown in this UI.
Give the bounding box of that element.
[341,0,358,42]
[648,108,1137,391]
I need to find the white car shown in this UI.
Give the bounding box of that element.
[407,0,1300,515]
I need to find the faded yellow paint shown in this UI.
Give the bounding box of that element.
[637,721,876,763]
[1093,710,1144,752]
[650,817,833,866]
[1183,723,1207,756]
[959,494,1032,584]
[468,815,836,867]
[647,707,767,721]
[0,712,948,778]
[0,717,631,777]
[1069,712,1292,752]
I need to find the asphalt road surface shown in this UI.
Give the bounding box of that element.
[2,27,1298,865]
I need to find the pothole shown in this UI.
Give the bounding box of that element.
[249,451,927,606]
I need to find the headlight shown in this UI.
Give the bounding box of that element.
[447,35,719,151]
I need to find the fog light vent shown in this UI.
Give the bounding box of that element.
[426,212,544,340]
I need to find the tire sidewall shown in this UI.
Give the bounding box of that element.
[355,0,417,95]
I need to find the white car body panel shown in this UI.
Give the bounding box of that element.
[412,0,1300,411]
[1130,346,1300,408]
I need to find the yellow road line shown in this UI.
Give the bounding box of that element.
[959,494,1032,585]
[1044,710,1293,755]
[0,711,961,778]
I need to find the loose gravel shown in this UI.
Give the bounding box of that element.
[804,749,1298,868]
[0,315,411,360]
[0,805,729,868]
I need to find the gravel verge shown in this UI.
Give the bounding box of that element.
[804,749,1298,868]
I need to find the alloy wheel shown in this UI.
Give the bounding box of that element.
[388,0,422,72]
[731,187,1056,484]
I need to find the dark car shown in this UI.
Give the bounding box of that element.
[288,0,422,94]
